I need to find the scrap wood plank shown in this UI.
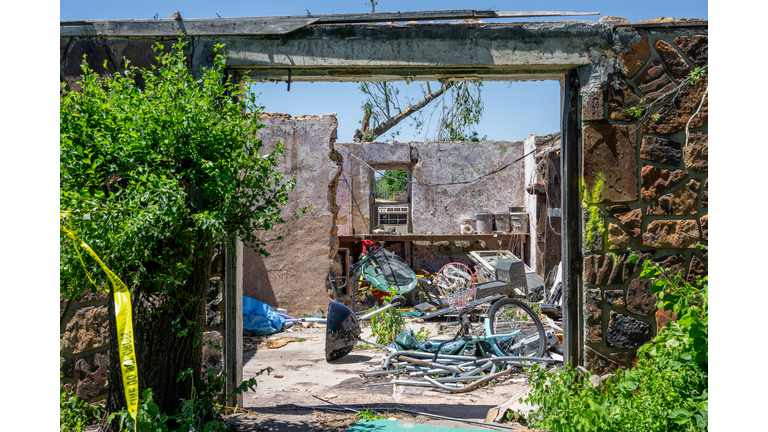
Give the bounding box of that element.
[484,391,528,423]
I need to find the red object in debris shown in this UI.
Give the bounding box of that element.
[361,239,375,253]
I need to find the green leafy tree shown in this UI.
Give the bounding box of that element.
[374,170,407,200]
[60,40,295,429]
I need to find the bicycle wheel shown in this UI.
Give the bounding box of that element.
[488,298,547,357]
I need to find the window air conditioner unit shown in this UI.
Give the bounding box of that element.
[378,205,410,233]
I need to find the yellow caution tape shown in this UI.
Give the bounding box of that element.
[60,212,139,421]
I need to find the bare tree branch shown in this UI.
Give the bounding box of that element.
[354,82,453,142]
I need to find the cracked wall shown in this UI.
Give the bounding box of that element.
[335,140,525,236]
[241,113,342,316]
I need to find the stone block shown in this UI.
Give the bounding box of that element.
[585,346,624,375]
[587,313,603,344]
[610,351,630,365]
[60,296,70,320]
[642,76,708,135]
[684,132,708,173]
[640,136,682,166]
[653,40,691,81]
[61,356,74,379]
[74,290,108,304]
[583,89,604,121]
[604,290,626,308]
[582,125,638,203]
[63,39,116,91]
[586,288,601,313]
[642,220,700,249]
[202,331,223,370]
[109,40,173,69]
[615,208,642,238]
[641,165,688,203]
[635,60,676,99]
[607,311,652,349]
[607,75,641,121]
[688,254,708,284]
[582,206,605,253]
[674,35,708,68]
[626,278,656,316]
[646,179,701,216]
[654,254,687,278]
[62,305,109,355]
[583,251,650,286]
[74,351,109,400]
[206,278,223,327]
[700,214,708,240]
[702,191,707,207]
[607,223,630,251]
[620,36,651,78]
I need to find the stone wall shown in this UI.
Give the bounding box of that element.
[579,30,707,374]
[60,249,226,402]
[241,114,342,316]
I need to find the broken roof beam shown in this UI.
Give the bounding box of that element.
[60,10,601,37]
[221,21,608,82]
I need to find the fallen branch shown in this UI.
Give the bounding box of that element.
[354,82,454,142]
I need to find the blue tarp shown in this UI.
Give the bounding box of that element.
[243,296,285,335]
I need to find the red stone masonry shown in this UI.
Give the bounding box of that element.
[580,28,707,374]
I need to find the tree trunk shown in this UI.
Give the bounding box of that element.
[101,240,214,431]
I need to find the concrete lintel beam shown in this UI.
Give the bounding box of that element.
[233,67,569,83]
[217,22,608,72]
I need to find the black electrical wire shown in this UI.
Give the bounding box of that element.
[335,145,537,187]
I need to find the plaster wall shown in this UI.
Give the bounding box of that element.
[336,140,525,235]
[241,114,342,316]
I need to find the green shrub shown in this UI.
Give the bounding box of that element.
[511,252,708,432]
[369,296,405,346]
[60,385,104,432]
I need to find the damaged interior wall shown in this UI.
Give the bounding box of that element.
[336,140,526,235]
[578,29,707,374]
[335,140,529,274]
[241,113,343,316]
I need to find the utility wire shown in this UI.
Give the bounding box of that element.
[335,145,537,187]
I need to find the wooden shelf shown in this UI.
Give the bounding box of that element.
[338,233,528,243]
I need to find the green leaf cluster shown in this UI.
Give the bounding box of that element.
[374,170,407,201]
[511,250,708,431]
[109,367,272,431]
[356,410,387,421]
[60,386,104,432]
[369,296,405,345]
[60,39,294,303]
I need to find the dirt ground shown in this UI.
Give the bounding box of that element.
[233,316,541,431]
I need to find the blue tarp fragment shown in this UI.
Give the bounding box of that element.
[243,296,285,335]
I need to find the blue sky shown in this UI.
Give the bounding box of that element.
[60,1,708,144]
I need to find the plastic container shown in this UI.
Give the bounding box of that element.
[493,213,511,232]
[475,211,493,234]
[459,217,476,235]
[510,212,529,233]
